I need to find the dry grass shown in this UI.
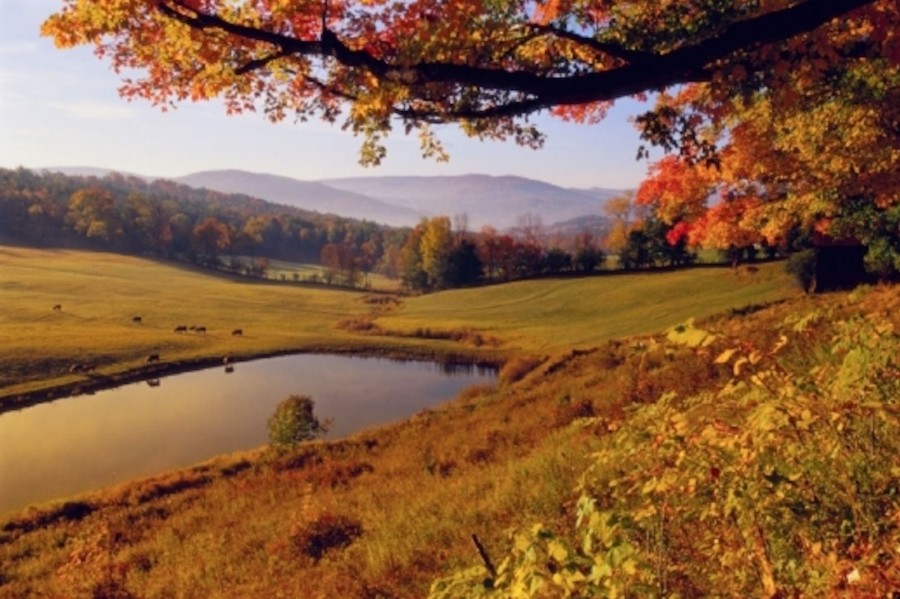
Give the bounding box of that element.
[1,244,847,598]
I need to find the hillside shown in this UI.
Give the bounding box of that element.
[0,250,896,597]
[321,174,625,229]
[37,167,626,229]
[175,170,422,226]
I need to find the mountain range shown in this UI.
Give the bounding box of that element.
[41,167,626,229]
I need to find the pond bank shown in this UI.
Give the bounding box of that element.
[0,344,505,415]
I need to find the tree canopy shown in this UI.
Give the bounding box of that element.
[43,0,899,267]
[42,1,888,160]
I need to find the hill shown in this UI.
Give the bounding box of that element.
[174,170,421,226]
[2,245,896,597]
[321,174,625,229]
[32,167,628,229]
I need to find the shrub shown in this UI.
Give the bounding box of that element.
[267,395,329,452]
[785,248,818,292]
[291,513,363,560]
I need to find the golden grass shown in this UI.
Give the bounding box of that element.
[7,285,891,598]
[376,263,797,352]
[0,243,825,598]
[0,246,462,401]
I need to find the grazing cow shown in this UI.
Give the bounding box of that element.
[147,378,161,387]
[52,304,62,311]
[174,325,188,333]
[231,328,243,336]
[146,353,160,363]
[225,365,234,374]
[195,326,206,334]
[132,316,142,324]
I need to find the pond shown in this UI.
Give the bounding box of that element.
[0,354,496,517]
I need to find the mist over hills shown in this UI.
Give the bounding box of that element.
[321,174,624,228]
[174,170,421,225]
[40,167,626,229]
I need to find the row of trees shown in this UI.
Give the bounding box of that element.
[0,168,399,277]
[4,168,716,294]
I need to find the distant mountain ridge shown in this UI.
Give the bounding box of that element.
[40,167,627,229]
[320,174,624,228]
[174,170,421,225]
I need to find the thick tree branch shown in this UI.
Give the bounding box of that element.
[158,0,876,119]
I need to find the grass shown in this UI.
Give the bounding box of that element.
[377,263,796,352]
[4,284,894,597]
[0,246,795,403]
[0,246,445,402]
[0,243,824,597]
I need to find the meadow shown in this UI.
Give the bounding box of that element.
[0,246,423,404]
[4,244,897,597]
[0,246,791,404]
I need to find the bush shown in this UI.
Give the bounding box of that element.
[267,395,329,452]
[291,513,363,560]
[785,248,818,292]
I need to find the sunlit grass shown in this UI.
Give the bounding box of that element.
[0,245,416,398]
[378,263,797,351]
[1,242,894,598]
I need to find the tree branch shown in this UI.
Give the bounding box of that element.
[157,0,876,119]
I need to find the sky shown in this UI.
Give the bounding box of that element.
[0,0,659,189]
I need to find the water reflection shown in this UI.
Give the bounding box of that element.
[0,354,495,516]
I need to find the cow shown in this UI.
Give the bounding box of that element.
[52,304,62,311]
[146,353,160,363]
[132,316,142,324]
[195,326,207,334]
[225,365,235,374]
[174,325,188,333]
[146,378,161,387]
[231,328,243,336]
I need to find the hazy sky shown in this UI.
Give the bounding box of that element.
[0,0,660,189]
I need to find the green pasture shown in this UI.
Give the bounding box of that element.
[0,246,393,398]
[0,245,797,399]
[377,263,797,352]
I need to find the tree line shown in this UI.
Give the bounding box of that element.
[3,168,721,293]
[0,167,398,278]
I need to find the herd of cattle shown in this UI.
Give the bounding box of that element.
[53,304,244,373]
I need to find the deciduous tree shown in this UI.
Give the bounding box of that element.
[43,0,887,165]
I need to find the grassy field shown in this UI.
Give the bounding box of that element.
[377,264,795,352]
[2,242,898,597]
[0,245,796,403]
[0,246,426,402]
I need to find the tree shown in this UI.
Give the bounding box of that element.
[192,216,232,267]
[445,239,483,287]
[420,216,453,289]
[632,9,899,270]
[572,231,605,273]
[267,395,329,452]
[43,1,887,166]
[67,187,121,243]
[603,191,645,254]
[43,2,898,274]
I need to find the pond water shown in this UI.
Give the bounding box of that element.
[0,354,495,516]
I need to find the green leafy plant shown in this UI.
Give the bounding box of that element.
[431,309,900,597]
[267,395,330,452]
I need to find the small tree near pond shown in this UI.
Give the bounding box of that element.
[267,395,329,452]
